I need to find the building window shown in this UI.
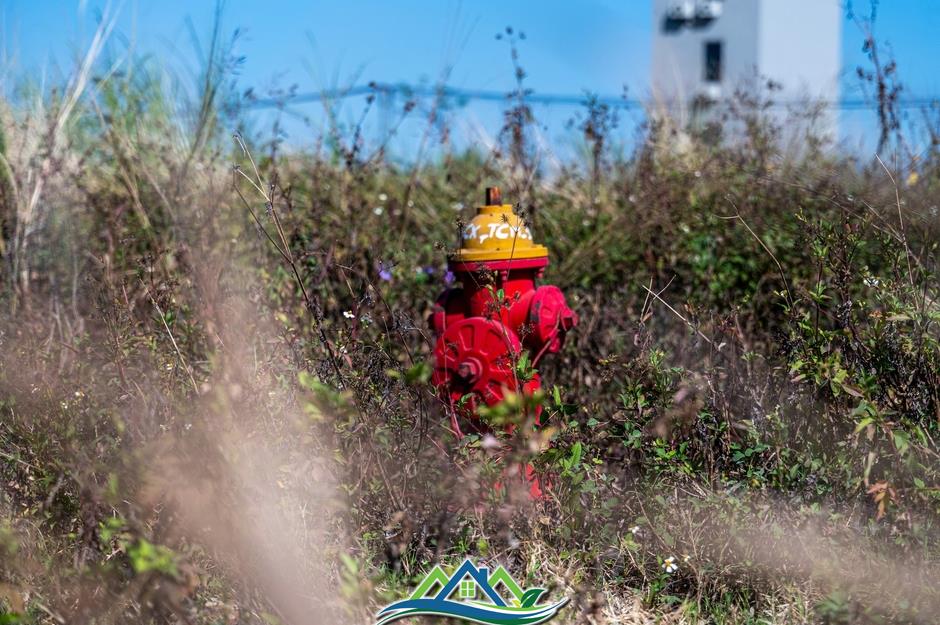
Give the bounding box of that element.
[459,580,475,599]
[704,41,723,83]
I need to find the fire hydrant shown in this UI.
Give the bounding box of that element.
[430,187,578,438]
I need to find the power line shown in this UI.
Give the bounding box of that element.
[247,84,630,109]
[245,82,940,112]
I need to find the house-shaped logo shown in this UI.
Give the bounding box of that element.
[375,558,568,625]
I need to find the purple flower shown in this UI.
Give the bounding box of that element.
[376,261,394,282]
[444,270,456,285]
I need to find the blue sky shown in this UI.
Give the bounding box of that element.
[3,0,939,156]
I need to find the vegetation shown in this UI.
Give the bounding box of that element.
[1,15,939,625]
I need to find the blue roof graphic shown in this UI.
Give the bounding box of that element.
[434,560,507,606]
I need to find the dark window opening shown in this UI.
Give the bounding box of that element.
[704,41,723,83]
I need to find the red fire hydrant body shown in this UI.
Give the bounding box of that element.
[429,188,577,437]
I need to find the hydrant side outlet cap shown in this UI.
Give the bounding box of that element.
[452,198,549,263]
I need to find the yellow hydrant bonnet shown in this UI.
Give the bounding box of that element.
[451,187,549,263]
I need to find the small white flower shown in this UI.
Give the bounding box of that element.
[481,434,501,450]
[662,556,678,573]
[864,276,880,287]
[378,193,388,202]
[343,310,356,319]
[373,206,384,215]
[629,525,641,535]
[73,390,85,398]
[682,554,691,563]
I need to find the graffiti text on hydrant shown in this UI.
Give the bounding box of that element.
[462,222,533,244]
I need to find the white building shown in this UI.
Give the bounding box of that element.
[651,0,842,133]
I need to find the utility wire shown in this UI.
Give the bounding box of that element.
[245,82,939,111]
